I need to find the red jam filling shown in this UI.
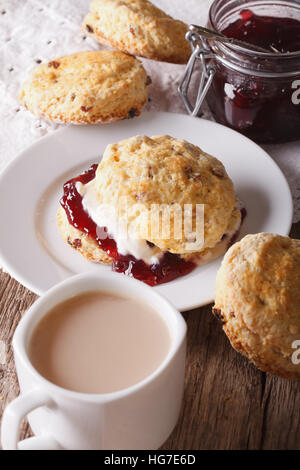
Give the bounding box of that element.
[223,9,300,53]
[60,165,246,286]
[206,9,300,143]
[60,164,196,286]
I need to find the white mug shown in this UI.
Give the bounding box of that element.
[1,272,187,450]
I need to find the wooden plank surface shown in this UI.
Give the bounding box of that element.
[1,224,299,450]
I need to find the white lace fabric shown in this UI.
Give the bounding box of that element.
[0,0,299,223]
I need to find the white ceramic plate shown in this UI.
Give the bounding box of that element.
[0,112,293,311]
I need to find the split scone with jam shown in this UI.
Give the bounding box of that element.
[57,135,245,286]
[213,233,300,379]
[19,50,150,124]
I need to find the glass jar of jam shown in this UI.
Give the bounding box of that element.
[179,0,300,144]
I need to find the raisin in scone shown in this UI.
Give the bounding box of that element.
[82,0,190,64]
[19,50,149,124]
[213,233,300,379]
[57,135,244,286]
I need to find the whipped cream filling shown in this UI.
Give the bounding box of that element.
[76,180,163,265]
[77,179,242,265]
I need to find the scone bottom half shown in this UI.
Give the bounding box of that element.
[57,135,246,287]
[18,50,150,124]
[213,233,300,380]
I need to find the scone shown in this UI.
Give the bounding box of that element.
[58,135,245,286]
[57,205,112,265]
[82,0,190,64]
[213,233,300,379]
[19,50,149,124]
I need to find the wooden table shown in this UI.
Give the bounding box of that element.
[1,223,300,450]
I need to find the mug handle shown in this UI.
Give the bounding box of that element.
[1,388,61,450]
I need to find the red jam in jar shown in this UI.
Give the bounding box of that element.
[223,9,300,54]
[205,0,300,143]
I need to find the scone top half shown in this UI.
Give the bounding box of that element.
[87,135,236,255]
[214,233,300,379]
[19,50,149,124]
[83,0,191,64]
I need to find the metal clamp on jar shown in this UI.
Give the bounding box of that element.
[178,26,217,118]
[179,0,300,144]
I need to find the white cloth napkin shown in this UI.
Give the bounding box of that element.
[0,0,299,222]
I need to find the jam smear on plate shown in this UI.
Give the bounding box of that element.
[222,9,300,54]
[60,164,196,286]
